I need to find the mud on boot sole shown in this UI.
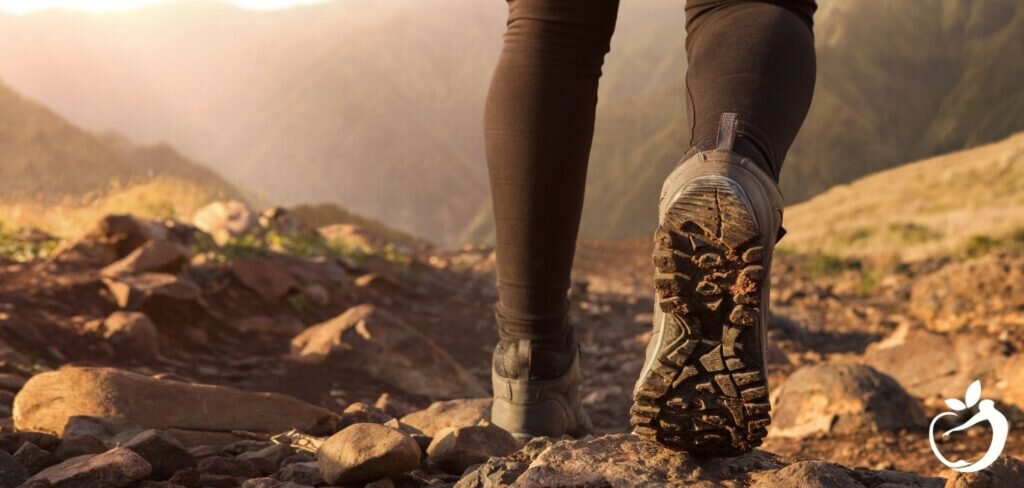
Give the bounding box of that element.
[631,176,771,456]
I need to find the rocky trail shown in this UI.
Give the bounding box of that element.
[0,202,1022,487]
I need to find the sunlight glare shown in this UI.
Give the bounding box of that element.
[0,0,334,15]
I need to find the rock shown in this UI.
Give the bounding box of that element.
[13,442,59,475]
[13,366,339,436]
[770,363,926,438]
[53,215,169,267]
[101,240,191,277]
[26,447,151,487]
[231,258,301,303]
[198,473,239,487]
[751,461,862,488]
[0,431,60,453]
[0,449,28,487]
[236,444,294,476]
[192,200,257,245]
[168,467,201,487]
[196,456,259,478]
[83,311,160,357]
[276,461,323,486]
[301,284,329,308]
[62,415,141,443]
[426,424,518,474]
[122,429,196,479]
[229,316,305,336]
[864,324,1007,399]
[221,441,272,456]
[52,435,107,461]
[401,398,491,437]
[341,402,394,427]
[997,354,1024,409]
[102,272,199,308]
[365,478,395,488]
[316,423,421,486]
[291,305,485,398]
[909,255,1024,333]
[455,458,530,488]
[944,455,1024,488]
[0,373,26,392]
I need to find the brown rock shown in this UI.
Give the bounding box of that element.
[426,424,518,474]
[316,423,421,486]
[103,273,200,310]
[121,429,196,480]
[401,398,491,437]
[909,255,1024,333]
[229,316,305,336]
[290,305,485,398]
[864,324,1007,399]
[341,402,394,427]
[0,373,26,392]
[231,258,300,303]
[52,215,168,267]
[101,240,191,277]
[997,354,1024,409]
[944,455,1024,488]
[770,363,925,438]
[751,461,861,488]
[13,366,339,436]
[83,311,160,357]
[26,447,151,487]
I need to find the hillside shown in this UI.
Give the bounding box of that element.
[0,80,240,235]
[779,131,1024,261]
[0,0,1022,246]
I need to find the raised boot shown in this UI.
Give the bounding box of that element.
[491,330,592,441]
[631,113,784,456]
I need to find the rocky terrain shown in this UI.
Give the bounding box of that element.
[0,195,1020,488]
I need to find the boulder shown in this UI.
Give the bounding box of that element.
[101,240,191,277]
[400,398,491,438]
[258,207,322,242]
[341,402,394,427]
[770,363,926,438]
[944,455,1024,488]
[13,366,339,436]
[290,305,485,398]
[121,429,196,480]
[13,442,59,475]
[191,200,257,245]
[26,447,151,487]
[103,273,201,310]
[52,215,169,267]
[0,373,27,392]
[231,258,301,303]
[426,424,518,474]
[316,423,421,486]
[83,311,160,357]
[863,324,1008,400]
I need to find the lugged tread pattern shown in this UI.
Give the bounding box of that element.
[632,178,771,456]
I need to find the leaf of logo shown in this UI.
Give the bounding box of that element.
[965,380,981,408]
[945,398,967,411]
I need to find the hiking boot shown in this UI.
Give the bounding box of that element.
[630,113,784,456]
[491,330,592,440]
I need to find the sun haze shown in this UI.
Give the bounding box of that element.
[0,0,332,14]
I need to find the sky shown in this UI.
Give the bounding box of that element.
[0,0,333,14]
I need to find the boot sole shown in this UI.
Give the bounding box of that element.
[631,176,771,456]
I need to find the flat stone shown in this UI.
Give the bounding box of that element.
[122,429,196,480]
[13,366,340,436]
[231,258,300,303]
[101,239,191,277]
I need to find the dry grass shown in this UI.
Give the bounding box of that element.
[0,177,231,239]
[780,131,1024,261]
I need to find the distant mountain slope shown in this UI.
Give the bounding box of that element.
[0,0,1021,245]
[779,131,1024,261]
[0,80,243,234]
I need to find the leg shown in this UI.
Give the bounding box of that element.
[685,0,817,179]
[485,0,619,349]
[632,0,816,455]
[486,0,619,438]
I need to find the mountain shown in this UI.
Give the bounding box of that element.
[0,0,1021,245]
[0,79,240,233]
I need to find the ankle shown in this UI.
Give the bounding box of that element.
[493,329,578,381]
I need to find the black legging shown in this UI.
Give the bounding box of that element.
[486,0,817,344]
